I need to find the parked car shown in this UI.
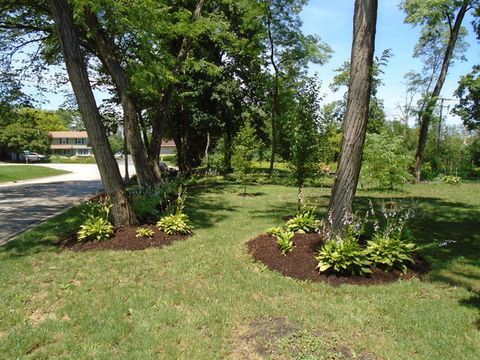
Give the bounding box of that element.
[25,152,46,162]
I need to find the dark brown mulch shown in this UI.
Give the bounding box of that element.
[247,233,430,286]
[58,225,188,252]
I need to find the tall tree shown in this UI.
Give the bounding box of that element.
[49,0,137,226]
[401,0,478,181]
[327,0,378,230]
[453,65,480,131]
[82,5,158,188]
[261,0,331,175]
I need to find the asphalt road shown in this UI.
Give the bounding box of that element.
[0,161,135,245]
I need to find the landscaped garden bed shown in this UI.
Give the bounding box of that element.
[58,225,189,252]
[247,232,430,286]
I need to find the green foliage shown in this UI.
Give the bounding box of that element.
[286,207,319,234]
[108,133,124,154]
[77,203,114,242]
[440,174,462,184]
[287,76,321,208]
[232,120,262,194]
[275,229,295,255]
[156,213,193,235]
[135,227,155,239]
[366,235,416,273]
[361,132,412,189]
[266,226,284,237]
[131,193,161,222]
[316,238,372,276]
[453,65,480,131]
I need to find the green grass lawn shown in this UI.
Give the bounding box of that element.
[0,165,70,183]
[0,181,479,359]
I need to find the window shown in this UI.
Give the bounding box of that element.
[76,149,90,156]
[60,138,68,144]
[75,138,85,145]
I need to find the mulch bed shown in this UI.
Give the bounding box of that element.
[58,225,188,252]
[247,233,430,286]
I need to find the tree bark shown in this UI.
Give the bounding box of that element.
[328,0,377,230]
[83,7,159,188]
[49,0,137,226]
[413,4,468,182]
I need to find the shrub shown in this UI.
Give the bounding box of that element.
[286,207,319,233]
[439,174,462,184]
[131,193,161,222]
[77,203,114,242]
[135,227,155,239]
[275,229,295,255]
[157,213,193,235]
[316,238,371,276]
[365,235,416,273]
[361,132,412,189]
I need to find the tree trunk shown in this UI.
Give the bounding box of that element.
[328,0,378,230]
[49,0,137,226]
[413,4,468,182]
[83,7,158,188]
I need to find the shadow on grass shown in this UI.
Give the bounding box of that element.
[187,188,239,230]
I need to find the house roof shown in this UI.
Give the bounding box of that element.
[49,131,88,138]
[162,140,176,147]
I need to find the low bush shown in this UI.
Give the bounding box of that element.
[77,203,114,242]
[439,174,462,184]
[266,226,284,237]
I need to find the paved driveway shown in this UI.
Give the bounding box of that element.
[0,162,134,245]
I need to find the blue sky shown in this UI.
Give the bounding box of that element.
[301,1,480,126]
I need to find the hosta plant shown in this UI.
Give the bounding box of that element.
[77,204,114,242]
[157,213,194,235]
[366,235,416,273]
[286,207,319,233]
[316,238,371,276]
[266,226,284,237]
[275,229,295,255]
[135,227,155,239]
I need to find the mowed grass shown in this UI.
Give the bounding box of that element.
[0,181,479,359]
[0,165,70,183]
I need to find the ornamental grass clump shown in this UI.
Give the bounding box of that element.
[156,185,194,235]
[77,202,114,242]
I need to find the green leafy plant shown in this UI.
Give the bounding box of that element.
[275,229,295,255]
[440,174,462,184]
[286,207,319,233]
[316,238,371,276]
[365,235,416,273]
[157,213,194,235]
[266,226,284,237]
[77,203,114,242]
[135,227,155,239]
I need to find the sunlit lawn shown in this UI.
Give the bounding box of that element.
[0,180,479,359]
[0,165,70,183]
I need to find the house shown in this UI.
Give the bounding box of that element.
[49,131,177,157]
[49,131,92,156]
[160,140,176,156]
